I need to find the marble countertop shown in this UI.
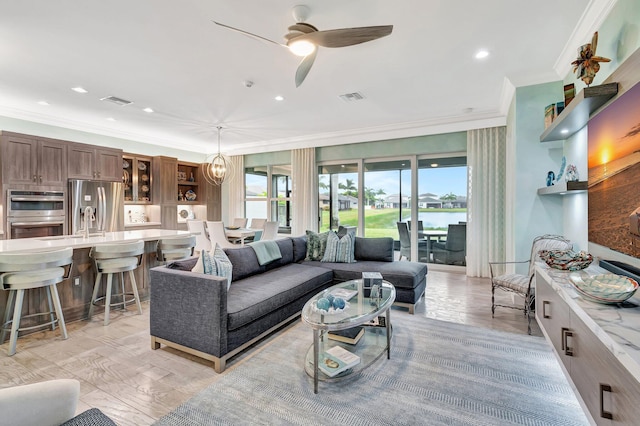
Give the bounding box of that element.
[125,222,162,228]
[536,263,640,383]
[0,229,191,253]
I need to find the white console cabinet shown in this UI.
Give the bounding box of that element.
[535,265,640,425]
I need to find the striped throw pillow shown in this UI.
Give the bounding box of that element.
[321,230,356,263]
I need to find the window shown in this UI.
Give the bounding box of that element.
[318,163,359,232]
[363,159,411,239]
[245,164,292,233]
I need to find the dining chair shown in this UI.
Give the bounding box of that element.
[248,218,267,229]
[187,219,212,254]
[206,221,237,248]
[431,224,466,265]
[489,234,572,334]
[232,218,248,228]
[396,222,429,262]
[261,221,279,240]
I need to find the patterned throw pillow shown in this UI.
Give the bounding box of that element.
[321,230,356,263]
[305,230,329,261]
[191,243,233,289]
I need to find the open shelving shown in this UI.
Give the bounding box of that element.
[540,82,618,143]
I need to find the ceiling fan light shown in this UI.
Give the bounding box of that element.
[288,39,315,56]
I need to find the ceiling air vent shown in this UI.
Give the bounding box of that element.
[100,96,133,106]
[338,92,365,102]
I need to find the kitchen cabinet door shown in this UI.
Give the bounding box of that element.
[1,134,38,185]
[1,134,66,187]
[68,144,122,181]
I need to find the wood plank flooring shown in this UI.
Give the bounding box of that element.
[0,267,540,425]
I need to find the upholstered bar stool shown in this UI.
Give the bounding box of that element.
[156,235,196,263]
[89,240,144,326]
[0,247,73,356]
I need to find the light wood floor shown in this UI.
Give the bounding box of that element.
[0,267,540,425]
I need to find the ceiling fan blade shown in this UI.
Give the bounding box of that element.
[212,21,287,48]
[294,25,393,48]
[295,49,317,87]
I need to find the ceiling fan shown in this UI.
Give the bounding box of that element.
[213,5,393,87]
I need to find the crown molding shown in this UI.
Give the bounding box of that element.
[553,0,619,79]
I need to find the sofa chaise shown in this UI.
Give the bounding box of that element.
[149,235,427,372]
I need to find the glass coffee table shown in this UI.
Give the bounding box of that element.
[301,279,396,393]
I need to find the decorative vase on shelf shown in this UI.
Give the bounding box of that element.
[565,164,579,182]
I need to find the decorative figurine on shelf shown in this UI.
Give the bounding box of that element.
[189,172,195,182]
[546,171,555,187]
[178,190,183,201]
[571,32,611,86]
[565,164,579,182]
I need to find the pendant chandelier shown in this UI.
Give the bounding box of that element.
[203,126,231,186]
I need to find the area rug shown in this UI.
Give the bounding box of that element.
[155,314,588,426]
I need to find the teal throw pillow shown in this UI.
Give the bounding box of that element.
[305,230,329,261]
[321,230,356,263]
[191,243,233,289]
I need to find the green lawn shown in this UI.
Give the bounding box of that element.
[320,208,466,238]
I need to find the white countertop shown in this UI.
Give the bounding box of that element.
[536,263,640,383]
[0,229,191,253]
[125,222,162,228]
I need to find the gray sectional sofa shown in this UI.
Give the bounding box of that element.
[149,235,427,372]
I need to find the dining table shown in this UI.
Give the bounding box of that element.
[225,227,256,245]
[418,229,448,263]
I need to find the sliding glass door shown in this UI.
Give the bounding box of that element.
[318,163,359,232]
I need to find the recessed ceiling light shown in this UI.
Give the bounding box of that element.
[475,50,489,59]
[143,107,154,113]
[106,117,116,121]
[560,129,569,134]
[431,163,438,167]
[71,87,88,93]
[37,101,50,106]
[274,95,284,101]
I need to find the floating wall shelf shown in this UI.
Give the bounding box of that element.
[537,180,588,196]
[540,82,618,142]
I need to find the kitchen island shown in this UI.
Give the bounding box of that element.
[0,229,192,331]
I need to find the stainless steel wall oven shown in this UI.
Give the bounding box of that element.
[6,190,66,239]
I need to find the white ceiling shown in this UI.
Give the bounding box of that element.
[0,0,607,157]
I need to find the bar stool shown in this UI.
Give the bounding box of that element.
[89,241,144,326]
[0,247,73,356]
[156,235,196,263]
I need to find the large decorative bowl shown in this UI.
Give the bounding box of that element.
[539,249,593,271]
[569,273,639,304]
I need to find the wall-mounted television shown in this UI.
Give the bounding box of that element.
[588,80,640,262]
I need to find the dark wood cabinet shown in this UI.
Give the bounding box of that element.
[68,143,122,181]
[0,132,67,188]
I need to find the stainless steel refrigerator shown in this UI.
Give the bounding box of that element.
[68,180,124,235]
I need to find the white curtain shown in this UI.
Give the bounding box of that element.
[227,155,244,221]
[466,127,506,277]
[291,148,318,236]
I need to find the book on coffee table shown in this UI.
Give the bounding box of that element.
[330,288,358,301]
[327,327,365,345]
[318,345,361,377]
[362,316,386,327]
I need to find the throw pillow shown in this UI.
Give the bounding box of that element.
[305,230,329,261]
[321,230,356,263]
[191,244,233,289]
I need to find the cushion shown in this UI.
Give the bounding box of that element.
[291,236,307,263]
[305,230,329,261]
[354,237,394,262]
[166,257,198,271]
[225,246,265,281]
[321,230,355,263]
[191,244,233,289]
